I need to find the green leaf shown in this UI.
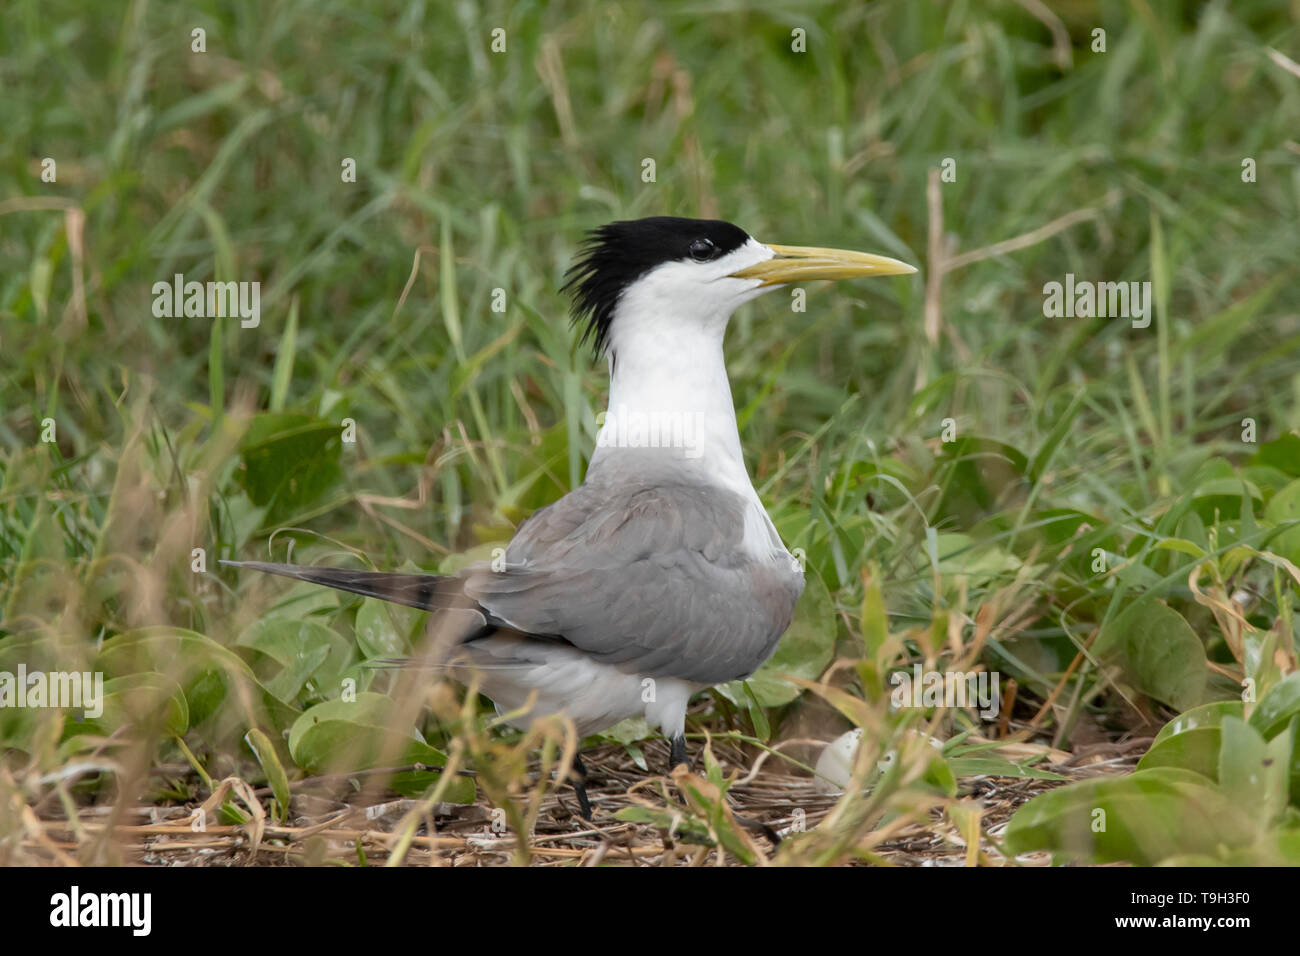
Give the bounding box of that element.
[1192,477,1261,501]
[742,681,772,741]
[1004,767,1255,864]
[1264,478,1300,566]
[391,766,475,803]
[235,414,343,522]
[1219,716,1290,826]
[932,436,1029,522]
[1137,728,1223,779]
[245,728,292,821]
[288,693,474,803]
[0,636,62,751]
[933,532,1020,580]
[355,598,418,660]
[237,618,348,702]
[860,562,889,660]
[598,717,654,746]
[1028,392,1084,483]
[1151,700,1245,745]
[261,644,330,704]
[1252,434,1300,478]
[96,627,299,743]
[268,295,299,412]
[1138,701,1244,778]
[946,757,1066,781]
[1152,537,1207,559]
[208,306,224,424]
[70,672,188,742]
[1251,672,1300,739]
[615,806,713,845]
[1099,598,1207,710]
[922,753,959,797]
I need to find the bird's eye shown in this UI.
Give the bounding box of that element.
[688,238,717,261]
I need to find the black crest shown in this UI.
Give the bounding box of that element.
[562,217,751,354]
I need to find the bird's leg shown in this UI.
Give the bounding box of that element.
[570,753,594,821]
[669,734,689,771]
[666,733,779,845]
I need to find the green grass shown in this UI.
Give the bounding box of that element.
[2,0,1300,865]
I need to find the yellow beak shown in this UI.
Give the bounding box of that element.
[728,243,917,285]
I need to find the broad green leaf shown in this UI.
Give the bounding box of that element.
[1219,716,1290,826]
[288,692,421,766]
[235,414,343,523]
[96,627,299,741]
[1004,767,1255,864]
[69,672,188,743]
[1138,700,1244,779]
[1151,700,1244,747]
[355,598,418,660]
[1137,728,1222,779]
[237,618,348,702]
[1164,828,1300,865]
[1252,434,1300,478]
[932,436,1029,523]
[436,542,503,575]
[598,717,654,746]
[922,753,958,797]
[288,694,474,802]
[1098,598,1206,710]
[261,644,331,704]
[1192,477,1261,501]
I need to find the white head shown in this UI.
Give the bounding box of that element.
[562,216,916,360]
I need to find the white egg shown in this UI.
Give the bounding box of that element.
[813,729,863,794]
[813,729,944,794]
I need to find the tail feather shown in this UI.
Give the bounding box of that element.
[221,560,472,614]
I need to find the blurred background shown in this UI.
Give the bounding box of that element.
[2,0,1299,865]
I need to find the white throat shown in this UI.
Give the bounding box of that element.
[589,319,790,560]
[590,305,745,481]
[581,238,791,558]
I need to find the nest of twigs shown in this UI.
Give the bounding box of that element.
[11,733,1145,866]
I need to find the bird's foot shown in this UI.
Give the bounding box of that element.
[731,811,782,846]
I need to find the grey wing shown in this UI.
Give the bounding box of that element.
[459,480,805,684]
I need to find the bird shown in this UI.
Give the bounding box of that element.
[224,216,916,818]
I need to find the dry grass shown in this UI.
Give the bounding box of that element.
[9,733,1143,867]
